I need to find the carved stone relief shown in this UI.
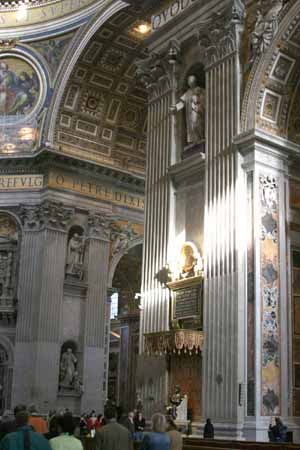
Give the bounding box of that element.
[0,214,19,322]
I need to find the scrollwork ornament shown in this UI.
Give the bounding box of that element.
[87,213,111,241]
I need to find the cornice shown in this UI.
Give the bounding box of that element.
[0,148,145,193]
[168,153,205,187]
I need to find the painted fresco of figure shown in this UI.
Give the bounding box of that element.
[172,75,205,145]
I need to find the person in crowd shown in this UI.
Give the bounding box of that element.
[44,413,60,441]
[141,413,170,450]
[167,417,182,450]
[49,414,83,450]
[120,412,135,438]
[95,404,133,450]
[0,411,51,450]
[28,405,48,434]
[269,417,287,442]
[134,411,146,441]
[79,415,88,436]
[87,411,100,435]
[0,405,27,441]
[203,418,214,439]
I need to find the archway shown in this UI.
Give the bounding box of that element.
[108,243,143,411]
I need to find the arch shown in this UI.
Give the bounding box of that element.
[44,0,127,144]
[0,210,22,233]
[107,236,143,288]
[241,0,300,137]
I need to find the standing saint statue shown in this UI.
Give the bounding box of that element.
[66,233,85,278]
[59,347,77,389]
[172,75,205,145]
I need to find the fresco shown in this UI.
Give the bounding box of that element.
[260,174,281,416]
[31,34,73,77]
[0,57,39,117]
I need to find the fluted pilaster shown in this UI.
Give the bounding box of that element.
[200,2,245,425]
[81,214,110,412]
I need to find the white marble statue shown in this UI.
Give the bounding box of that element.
[173,75,205,145]
[60,348,77,388]
[66,233,85,277]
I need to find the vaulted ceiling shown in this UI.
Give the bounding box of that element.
[55,6,150,177]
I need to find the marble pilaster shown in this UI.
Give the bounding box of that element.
[12,201,72,410]
[136,43,180,415]
[81,213,110,412]
[199,0,246,433]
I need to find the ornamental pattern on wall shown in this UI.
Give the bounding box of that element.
[260,174,280,416]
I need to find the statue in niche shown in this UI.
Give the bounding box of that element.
[59,347,77,389]
[66,233,85,279]
[172,75,205,146]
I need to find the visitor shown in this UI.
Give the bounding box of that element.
[140,413,170,450]
[0,411,51,450]
[203,418,214,439]
[87,411,100,436]
[134,411,146,441]
[269,417,287,442]
[120,412,135,438]
[0,405,27,441]
[28,405,48,434]
[44,413,60,440]
[167,417,182,450]
[49,414,83,450]
[94,404,133,450]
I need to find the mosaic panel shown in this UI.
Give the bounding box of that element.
[31,33,73,77]
[260,174,280,416]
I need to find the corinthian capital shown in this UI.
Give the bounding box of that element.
[198,0,245,68]
[19,201,73,231]
[87,213,111,241]
[136,40,181,99]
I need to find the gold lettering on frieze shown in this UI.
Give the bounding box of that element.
[0,0,95,28]
[151,0,199,31]
[0,175,44,190]
[48,172,144,211]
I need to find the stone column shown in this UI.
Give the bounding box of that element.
[81,213,110,413]
[12,201,72,411]
[136,42,180,415]
[236,131,289,440]
[199,1,246,434]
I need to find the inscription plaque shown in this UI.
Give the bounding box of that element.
[174,285,201,319]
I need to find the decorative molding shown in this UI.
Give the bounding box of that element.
[144,330,204,356]
[19,201,73,231]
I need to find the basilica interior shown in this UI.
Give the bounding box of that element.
[1,0,300,445]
